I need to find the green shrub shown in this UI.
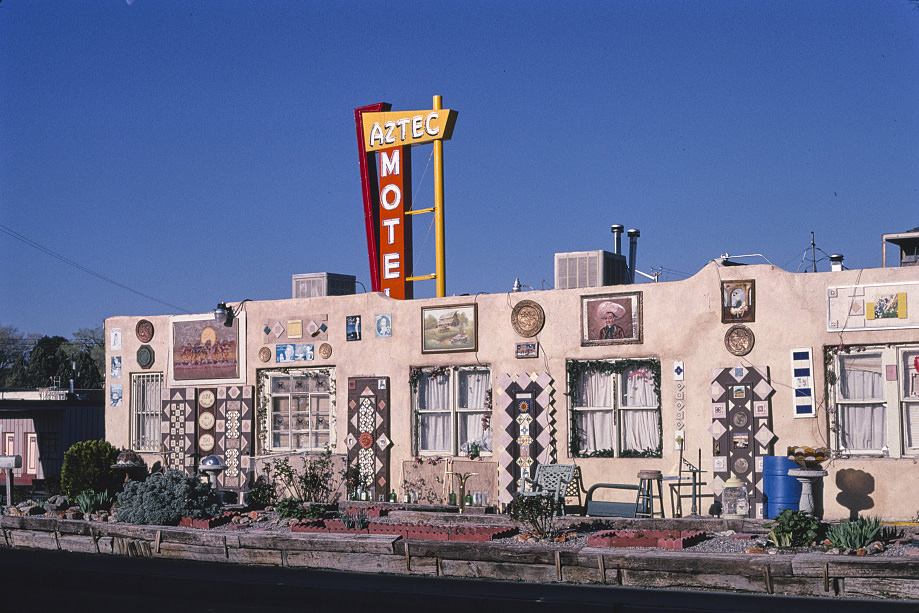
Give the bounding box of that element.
[506,493,562,540]
[115,470,221,526]
[765,509,821,548]
[826,515,883,550]
[267,447,342,504]
[274,498,328,521]
[60,440,122,499]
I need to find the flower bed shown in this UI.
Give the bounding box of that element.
[178,513,235,530]
[587,529,706,550]
[293,520,516,542]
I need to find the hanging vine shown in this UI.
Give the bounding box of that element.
[566,358,663,459]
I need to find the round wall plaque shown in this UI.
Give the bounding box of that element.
[198,389,216,409]
[511,299,546,338]
[319,343,332,359]
[733,457,750,474]
[135,319,154,343]
[258,346,271,363]
[198,411,216,430]
[724,325,755,356]
[136,345,155,369]
[731,411,749,428]
[198,433,215,453]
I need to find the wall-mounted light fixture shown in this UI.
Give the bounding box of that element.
[214,299,251,327]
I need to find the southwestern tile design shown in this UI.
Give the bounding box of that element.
[347,377,391,498]
[494,371,556,505]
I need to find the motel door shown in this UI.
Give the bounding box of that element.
[346,377,392,499]
[710,365,776,518]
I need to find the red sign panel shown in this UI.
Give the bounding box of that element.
[377,146,412,299]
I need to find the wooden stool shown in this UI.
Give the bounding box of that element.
[635,470,665,518]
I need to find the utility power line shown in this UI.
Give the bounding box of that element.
[0,223,189,313]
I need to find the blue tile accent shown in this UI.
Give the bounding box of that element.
[794,367,811,377]
[793,351,810,361]
[795,389,812,397]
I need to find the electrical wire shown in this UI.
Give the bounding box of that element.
[0,223,190,313]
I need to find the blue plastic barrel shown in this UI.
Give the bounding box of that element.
[762,456,801,519]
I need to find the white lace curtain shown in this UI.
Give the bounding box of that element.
[418,375,451,452]
[838,354,886,451]
[621,367,660,453]
[575,371,614,453]
[458,371,492,452]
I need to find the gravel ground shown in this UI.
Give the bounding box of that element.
[216,509,919,557]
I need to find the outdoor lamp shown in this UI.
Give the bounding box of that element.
[721,476,749,519]
[214,299,250,327]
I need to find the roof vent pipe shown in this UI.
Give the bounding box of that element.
[627,229,640,283]
[830,254,845,272]
[611,224,624,255]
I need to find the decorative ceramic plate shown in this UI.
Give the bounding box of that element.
[731,411,749,428]
[724,325,755,357]
[198,411,216,430]
[258,347,271,363]
[198,389,216,409]
[136,345,155,369]
[135,319,154,343]
[198,433,215,453]
[511,300,545,338]
[319,343,332,359]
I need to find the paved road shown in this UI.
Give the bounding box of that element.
[0,547,914,613]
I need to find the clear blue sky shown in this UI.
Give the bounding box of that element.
[2,1,917,339]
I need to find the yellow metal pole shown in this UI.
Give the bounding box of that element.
[433,94,446,297]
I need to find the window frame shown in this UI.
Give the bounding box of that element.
[412,366,492,457]
[567,359,662,459]
[130,372,163,452]
[266,370,332,453]
[828,344,919,458]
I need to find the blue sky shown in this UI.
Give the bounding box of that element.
[2,1,917,338]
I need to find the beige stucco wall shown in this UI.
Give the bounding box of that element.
[105,261,919,520]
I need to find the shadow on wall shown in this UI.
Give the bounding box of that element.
[835,468,875,520]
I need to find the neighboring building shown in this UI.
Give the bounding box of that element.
[104,241,919,520]
[0,389,105,485]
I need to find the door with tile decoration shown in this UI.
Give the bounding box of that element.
[346,377,391,500]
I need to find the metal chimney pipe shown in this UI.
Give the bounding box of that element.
[830,254,844,272]
[611,224,624,255]
[627,229,640,283]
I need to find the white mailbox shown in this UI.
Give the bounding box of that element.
[0,456,22,469]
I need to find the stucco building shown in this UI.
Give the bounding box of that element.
[104,242,919,521]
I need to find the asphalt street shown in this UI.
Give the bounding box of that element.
[0,547,914,613]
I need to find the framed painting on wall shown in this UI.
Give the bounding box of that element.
[581,292,642,346]
[169,312,246,386]
[721,280,755,323]
[421,304,477,353]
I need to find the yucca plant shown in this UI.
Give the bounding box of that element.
[74,489,115,515]
[826,515,883,550]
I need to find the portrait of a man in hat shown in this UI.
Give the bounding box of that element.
[581,293,642,345]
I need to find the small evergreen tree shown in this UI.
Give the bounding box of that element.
[60,440,122,498]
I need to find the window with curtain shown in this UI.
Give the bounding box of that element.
[414,367,491,456]
[570,360,661,457]
[268,372,330,452]
[903,350,919,452]
[131,372,162,452]
[836,353,886,453]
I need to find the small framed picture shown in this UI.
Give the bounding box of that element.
[421,304,477,353]
[721,280,755,323]
[375,313,392,338]
[110,383,123,407]
[515,341,538,359]
[346,315,361,341]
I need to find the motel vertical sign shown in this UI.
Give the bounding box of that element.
[355,99,458,299]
